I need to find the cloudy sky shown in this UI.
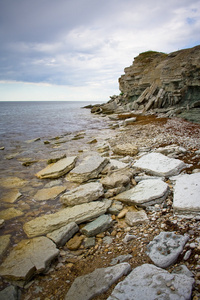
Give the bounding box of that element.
[0,0,200,102]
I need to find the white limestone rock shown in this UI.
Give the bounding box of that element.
[133,152,186,177]
[23,199,111,238]
[173,172,200,218]
[0,237,59,283]
[107,264,194,300]
[125,210,149,226]
[35,156,77,179]
[65,262,131,300]
[146,231,189,268]
[67,154,109,183]
[60,182,104,206]
[114,179,169,207]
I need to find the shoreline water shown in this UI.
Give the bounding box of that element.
[0,108,200,299]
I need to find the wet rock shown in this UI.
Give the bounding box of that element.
[0,146,5,150]
[47,153,66,164]
[112,143,138,156]
[0,285,20,300]
[0,235,11,258]
[65,262,131,300]
[0,236,59,283]
[34,185,66,201]
[1,189,22,203]
[23,199,111,238]
[67,154,109,183]
[125,210,149,226]
[81,214,113,237]
[133,152,186,177]
[0,177,27,188]
[114,179,169,207]
[60,182,104,206]
[146,231,189,268]
[173,172,200,218]
[107,263,194,300]
[22,160,38,167]
[0,219,5,228]
[25,137,40,143]
[0,208,24,220]
[35,156,77,179]
[47,222,79,246]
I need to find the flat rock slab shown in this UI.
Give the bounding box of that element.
[67,154,109,183]
[146,231,189,268]
[0,177,27,188]
[65,262,131,300]
[0,235,11,258]
[125,210,149,226]
[133,152,186,177]
[34,186,66,201]
[1,189,22,203]
[81,214,113,237]
[114,179,169,207]
[173,172,200,218]
[100,167,133,189]
[112,143,138,156]
[0,208,24,220]
[23,199,111,238]
[35,156,77,179]
[60,182,104,206]
[0,237,59,283]
[47,222,79,246]
[107,263,194,300]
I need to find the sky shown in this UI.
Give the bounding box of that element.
[0,0,200,102]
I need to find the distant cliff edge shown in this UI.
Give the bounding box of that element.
[90,45,200,123]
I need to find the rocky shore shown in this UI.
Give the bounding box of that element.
[0,110,200,300]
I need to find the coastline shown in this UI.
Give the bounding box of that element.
[0,111,200,299]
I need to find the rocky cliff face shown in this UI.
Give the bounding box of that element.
[91,45,200,119]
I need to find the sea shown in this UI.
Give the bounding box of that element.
[0,101,107,142]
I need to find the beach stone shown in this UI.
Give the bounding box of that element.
[125,210,149,226]
[67,154,109,183]
[34,186,66,201]
[107,263,194,300]
[81,214,113,237]
[0,208,24,220]
[173,172,200,218]
[47,153,66,164]
[1,189,22,203]
[35,156,77,179]
[110,254,132,266]
[0,177,27,188]
[96,142,110,153]
[112,143,138,156]
[84,237,96,248]
[0,219,5,228]
[124,117,137,126]
[100,167,133,189]
[60,182,104,206]
[47,222,79,246]
[0,235,11,258]
[66,235,84,250]
[65,262,131,300]
[133,152,186,177]
[25,137,40,143]
[108,201,123,215]
[110,159,130,169]
[0,236,59,283]
[146,231,189,268]
[23,199,111,238]
[0,285,20,300]
[114,179,169,207]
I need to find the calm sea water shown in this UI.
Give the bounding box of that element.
[0,101,106,142]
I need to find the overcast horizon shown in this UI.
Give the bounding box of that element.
[0,0,200,102]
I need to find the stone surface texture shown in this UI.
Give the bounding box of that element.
[133,152,186,177]
[146,231,189,268]
[114,179,169,207]
[107,263,194,300]
[81,214,113,237]
[173,172,200,218]
[35,156,77,179]
[112,143,138,156]
[60,182,104,206]
[0,237,59,283]
[65,262,131,300]
[34,186,66,201]
[0,235,11,258]
[125,210,148,226]
[23,200,111,238]
[47,222,79,246]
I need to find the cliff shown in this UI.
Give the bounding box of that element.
[91,45,200,120]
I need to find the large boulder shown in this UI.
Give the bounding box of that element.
[0,237,59,283]
[65,262,131,300]
[67,154,109,183]
[107,263,194,300]
[173,172,200,218]
[23,199,111,238]
[114,179,169,207]
[35,156,77,179]
[133,152,186,177]
[60,182,104,206]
